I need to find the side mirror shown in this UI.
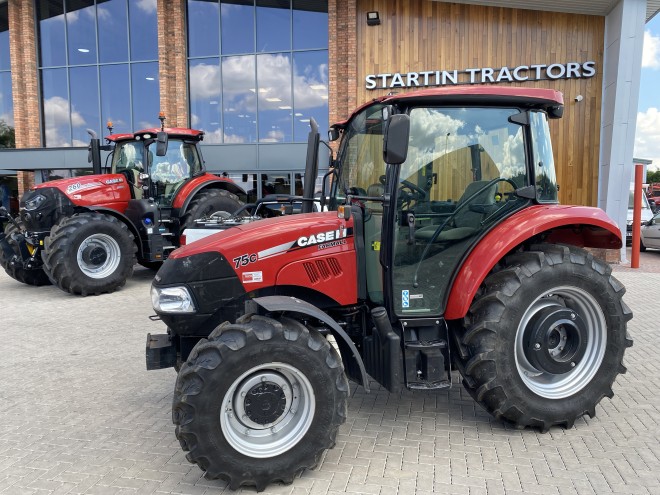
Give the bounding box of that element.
[320,169,336,210]
[156,131,168,156]
[328,127,340,142]
[383,114,410,165]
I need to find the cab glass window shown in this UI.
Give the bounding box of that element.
[530,111,558,203]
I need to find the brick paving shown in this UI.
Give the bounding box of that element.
[1,253,659,495]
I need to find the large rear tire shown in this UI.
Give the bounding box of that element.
[179,189,243,232]
[0,221,51,286]
[455,244,633,431]
[173,314,348,491]
[42,213,136,296]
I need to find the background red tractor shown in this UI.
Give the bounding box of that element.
[147,87,632,490]
[0,117,244,295]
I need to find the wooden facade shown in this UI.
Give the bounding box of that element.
[343,0,605,207]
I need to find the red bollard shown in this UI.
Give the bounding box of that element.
[631,164,643,269]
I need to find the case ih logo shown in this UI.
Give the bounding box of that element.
[296,228,348,248]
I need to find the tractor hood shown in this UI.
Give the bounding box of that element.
[31,174,131,205]
[153,211,358,333]
[170,211,354,261]
[20,175,132,231]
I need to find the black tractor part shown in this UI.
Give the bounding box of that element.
[179,189,244,232]
[0,218,51,286]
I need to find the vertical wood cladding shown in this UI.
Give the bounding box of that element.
[353,0,604,207]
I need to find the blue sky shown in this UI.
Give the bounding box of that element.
[636,14,660,171]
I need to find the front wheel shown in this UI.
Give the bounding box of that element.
[42,213,136,295]
[173,315,348,491]
[455,244,633,431]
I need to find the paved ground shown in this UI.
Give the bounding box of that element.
[1,250,659,495]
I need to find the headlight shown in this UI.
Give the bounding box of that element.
[24,194,47,211]
[151,286,196,313]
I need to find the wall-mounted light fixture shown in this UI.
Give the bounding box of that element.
[366,11,380,26]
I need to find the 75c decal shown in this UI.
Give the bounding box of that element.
[233,253,257,269]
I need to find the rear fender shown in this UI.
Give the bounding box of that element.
[251,295,370,392]
[444,205,622,320]
[173,174,246,212]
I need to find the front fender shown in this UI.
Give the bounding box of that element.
[252,295,370,392]
[444,205,621,320]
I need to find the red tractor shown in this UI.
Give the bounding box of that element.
[0,117,244,295]
[147,87,632,490]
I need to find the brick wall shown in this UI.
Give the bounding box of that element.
[9,0,40,195]
[158,0,189,128]
[329,0,358,129]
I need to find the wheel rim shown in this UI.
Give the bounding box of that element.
[76,233,122,279]
[514,285,607,399]
[220,362,315,458]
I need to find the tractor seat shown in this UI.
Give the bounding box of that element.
[414,180,497,243]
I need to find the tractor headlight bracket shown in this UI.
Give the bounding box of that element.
[151,285,196,313]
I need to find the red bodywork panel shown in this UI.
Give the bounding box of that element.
[444,205,622,320]
[171,173,236,209]
[34,174,132,213]
[171,212,358,306]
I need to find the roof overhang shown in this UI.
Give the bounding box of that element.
[435,0,660,22]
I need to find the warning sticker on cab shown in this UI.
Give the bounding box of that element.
[242,271,263,283]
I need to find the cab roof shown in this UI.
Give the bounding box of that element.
[330,86,564,131]
[106,127,205,143]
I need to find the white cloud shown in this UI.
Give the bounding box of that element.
[201,127,245,144]
[43,96,86,146]
[260,130,285,143]
[189,64,222,100]
[136,0,157,14]
[190,54,328,112]
[44,96,85,127]
[643,31,660,69]
[634,107,660,171]
[96,6,112,22]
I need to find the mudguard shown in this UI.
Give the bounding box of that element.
[444,204,622,320]
[252,295,370,392]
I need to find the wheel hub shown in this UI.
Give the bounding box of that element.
[523,306,588,374]
[82,245,107,267]
[244,382,287,425]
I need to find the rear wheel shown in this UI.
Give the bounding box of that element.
[43,213,136,295]
[640,238,647,252]
[0,221,51,286]
[455,244,633,431]
[179,189,243,232]
[173,314,348,491]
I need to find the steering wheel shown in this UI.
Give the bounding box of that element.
[379,175,428,203]
[411,177,519,287]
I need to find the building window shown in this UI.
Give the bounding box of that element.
[36,0,159,147]
[0,3,13,145]
[187,0,328,144]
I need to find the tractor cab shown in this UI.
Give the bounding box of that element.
[328,90,561,317]
[111,136,204,206]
